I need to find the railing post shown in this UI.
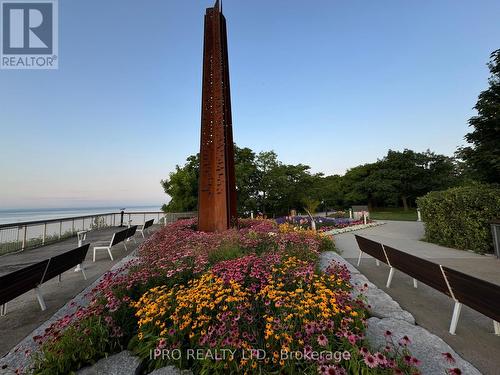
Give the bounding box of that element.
[82,217,85,230]
[72,219,75,234]
[417,208,422,222]
[22,225,27,251]
[113,214,116,227]
[144,213,146,224]
[59,221,62,239]
[42,223,47,245]
[120,211,124,227]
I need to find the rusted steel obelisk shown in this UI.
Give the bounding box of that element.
[198,0,237,232]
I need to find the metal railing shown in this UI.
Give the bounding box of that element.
[0,211,197,256]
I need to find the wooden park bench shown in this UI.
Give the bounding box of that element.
[355,235,500,336]
[92,226,137,262]
[0,244,90,316]
[137,219,154,238]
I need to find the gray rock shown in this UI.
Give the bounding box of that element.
[320,252,415,324]
[149,366,193,375]
[319,252,360,274]
[366,317,481,375]
[77,351,142,375]
[356,279,415,324]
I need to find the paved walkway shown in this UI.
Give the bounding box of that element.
[0,225,161,358]
[334,221,500,375]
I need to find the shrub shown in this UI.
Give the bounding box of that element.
[417,184,500,253]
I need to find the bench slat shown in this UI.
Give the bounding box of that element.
[383,245,451,296]
[42,244,90,283]
[443,266,500,322]
[355,235,388,264]
[0,260,49,305]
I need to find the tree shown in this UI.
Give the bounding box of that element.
[234,146,259,215]
[458,49,500,183]
[161,154,199,212]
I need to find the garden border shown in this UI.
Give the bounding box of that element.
[0,253,139,374]
[0,243,482,375]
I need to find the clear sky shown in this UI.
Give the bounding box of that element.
[1,0,499,209]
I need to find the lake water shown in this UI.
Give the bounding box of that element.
[0,206,162,225]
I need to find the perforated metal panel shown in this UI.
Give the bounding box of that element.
[198,1,237,232]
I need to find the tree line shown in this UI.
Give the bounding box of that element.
[161,50,499,216]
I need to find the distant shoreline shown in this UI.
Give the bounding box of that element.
[0,205,162,225]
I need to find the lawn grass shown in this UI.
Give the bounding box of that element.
[370,207,418,221]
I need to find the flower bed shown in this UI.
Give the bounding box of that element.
[276,216,371,232]
[29,219,426,374]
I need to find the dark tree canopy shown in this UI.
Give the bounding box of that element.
[458,49,500,183]
[161,146,459,215]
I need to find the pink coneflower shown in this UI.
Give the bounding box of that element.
[157,338,166,350]
[447,369,462,375]
[411,357,421,366]
[384,330,392,338]
[364,354,378,368]
[403,355,413,365]
[375,352,387,366]
[359,347,369,356]
[399,335,411,346]
[318,365,328,374]
[317,334,328,347]
[325,365,346,375]
[442,352,456,364]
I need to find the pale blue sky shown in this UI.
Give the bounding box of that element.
[0,0,499,209]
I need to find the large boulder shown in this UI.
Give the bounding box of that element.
[77,351,142,375]
[366,317,481,375]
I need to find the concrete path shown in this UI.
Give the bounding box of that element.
[0,225,161,358]
[334,221,500,375]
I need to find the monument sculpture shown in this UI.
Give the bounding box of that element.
[198,0,237,232]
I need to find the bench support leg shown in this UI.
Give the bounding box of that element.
[141,231,145,239]
[93,248,96,262]
[80,265,87,280]
[386,267,395,288]
[58,274,62,283]
[123,242,128,251]
[376,259,380,266]
[494,321,500,336]
[1,304,6,316]
[107,247,114,261]
[413,278,418,288]
[449,301,462,335]
[35,287,47,311]
[356,250,362,266]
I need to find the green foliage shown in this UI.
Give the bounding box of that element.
[319,235,337,253]
[303,198,321,214]
[457,49,500,184]
[162,146,460,216]
[161,154,199,212]
[32,316,122,375]
[369,208,418,221]
[417,184,500,253]
[207,241,243,265]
